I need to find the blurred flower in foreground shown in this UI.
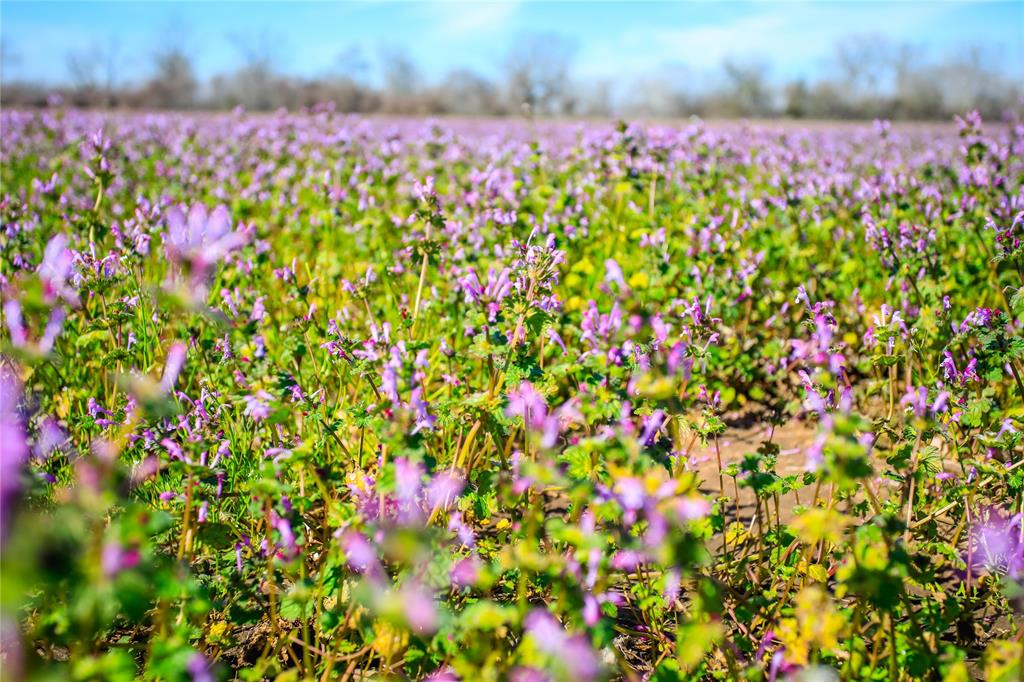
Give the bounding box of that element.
[0,365,27,544]
[0,616,23,681]
[971,509,1024,580]
[523,608,600,681]
[116,342,187,418]
[186,652,214,682]
[774,586,843,667]
[165,203,245,269]
[164,203,247,293]
[37,234,79,305]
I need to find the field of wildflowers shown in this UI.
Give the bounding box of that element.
[1,106,1023,681]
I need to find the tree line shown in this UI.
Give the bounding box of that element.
[1,31,1020,120]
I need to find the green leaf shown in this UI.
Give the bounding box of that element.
[676,621,723,671]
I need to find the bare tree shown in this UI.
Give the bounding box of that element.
[833,35,893,101]
[889,44,942,119]
[573,78,612,118]
[65,36,121,107]
[101,36,120,106]
[136,18,198,109]
[216,31,282,110]
[435,68,503,116]
[335,44,369,83]
[934,46,1018,118]
[141,48,197,109]
[714,59,773,118]
[298,45,376,112]
[379,46,419,113]
[623,62,697,118]
[503,33,576,116]
[66,44,102,103]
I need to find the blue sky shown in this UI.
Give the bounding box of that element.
[2,1,1022,87]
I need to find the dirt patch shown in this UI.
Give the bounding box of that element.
[688,417,820,531]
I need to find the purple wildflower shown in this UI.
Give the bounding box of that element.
[242,391,273,421]
[0,367,27,543]
[37,234,78,305]
[164,203,246,280]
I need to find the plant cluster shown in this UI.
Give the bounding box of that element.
[1,108,1023,681]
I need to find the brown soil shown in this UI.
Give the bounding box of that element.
[691,416,819,525]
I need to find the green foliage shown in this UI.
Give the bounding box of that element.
[1,110,1023,681]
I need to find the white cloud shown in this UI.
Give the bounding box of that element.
[577,2,958,81]
[425,1,521,38]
